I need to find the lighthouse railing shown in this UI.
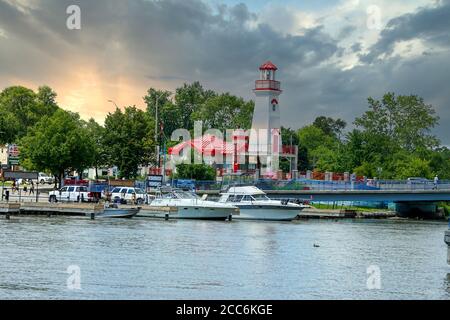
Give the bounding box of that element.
[255,80,281,91]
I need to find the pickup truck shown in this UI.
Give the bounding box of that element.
[48,186,92,203]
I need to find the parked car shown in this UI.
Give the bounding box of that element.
[38,172,54,185]
[109,187,147,204]
[49,186,91,203]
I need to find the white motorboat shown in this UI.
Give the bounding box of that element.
[143,188,238,220]
[96,206,140,219]
[218,186,308,221]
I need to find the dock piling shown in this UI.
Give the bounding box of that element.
[445,230,450,265]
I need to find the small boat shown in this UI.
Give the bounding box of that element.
[95,204,140,219]
[219,186,308,221]
[142,188,238,220]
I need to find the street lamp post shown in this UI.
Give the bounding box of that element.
[154,93,166,174]
[155,96,159,171]
[107,100,119,110]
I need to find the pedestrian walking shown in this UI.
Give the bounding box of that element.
[12,179,16,193]
[29,180,35,195]
[434,175,439,190]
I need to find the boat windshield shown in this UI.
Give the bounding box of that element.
[251,194,270,201]
[173,191,199,200]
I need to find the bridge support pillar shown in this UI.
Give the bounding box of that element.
[445,230,450,265]
[394,202,441,219]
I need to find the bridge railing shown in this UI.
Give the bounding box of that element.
[193,178,450,192]
[296,179,450,191]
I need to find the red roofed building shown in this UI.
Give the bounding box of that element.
[168,131,251,175]
[166,61,299,179]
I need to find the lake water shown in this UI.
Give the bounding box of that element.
[0,216,449,300]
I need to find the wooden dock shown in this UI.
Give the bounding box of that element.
[137,205,179,220]
[298,208,396,219]
[0,203,21,213]
[0,202,105,218]
[0,201,180,220]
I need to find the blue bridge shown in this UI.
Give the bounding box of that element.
[194,179,450,218]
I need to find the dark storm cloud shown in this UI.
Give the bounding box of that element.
[351,42,362,53]
[281,51,450,139]
[360,0,450,63]
[0,0,339,74]
[338,25,357,39]
[0,0,450,144]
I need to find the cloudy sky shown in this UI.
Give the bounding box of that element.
[1,0,449,142]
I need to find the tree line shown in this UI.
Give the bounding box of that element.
[282,93,449,179]
[1,83,448,184]
[0,83,254,185]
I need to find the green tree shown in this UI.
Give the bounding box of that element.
[0,109,19,144]
[354,161,378,178]
[313,116,347,139]
[175,82,216,130]
[429,148,450,179]
[280,127,309,172]
[36,86,59,116]
[393,155,432,180]
[0,85,59,141]
[298,125,336,168]
[19,109,95,187]
[298,125,335,152]
[103,107,154,179]
[354,93,440,152]
[192,93,254,131]
[85,118,108,179]
[144,88,177,140]
[175,163,216,181]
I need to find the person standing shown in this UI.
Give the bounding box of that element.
[434,175,439,190]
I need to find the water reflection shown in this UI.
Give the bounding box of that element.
[0,217,448,299]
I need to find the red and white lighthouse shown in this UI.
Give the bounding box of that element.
[249,61,282,175]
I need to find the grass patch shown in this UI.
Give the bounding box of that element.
[438,202,450,217]
[311,202,392,212]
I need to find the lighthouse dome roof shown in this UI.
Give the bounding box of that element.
[259,61,278,71]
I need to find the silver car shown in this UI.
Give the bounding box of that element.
[38,172,54,185]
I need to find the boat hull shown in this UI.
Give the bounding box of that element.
[177,207,232,220]
[232,206,301,221]
[96,208,139,219]
[139,206,233,221]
